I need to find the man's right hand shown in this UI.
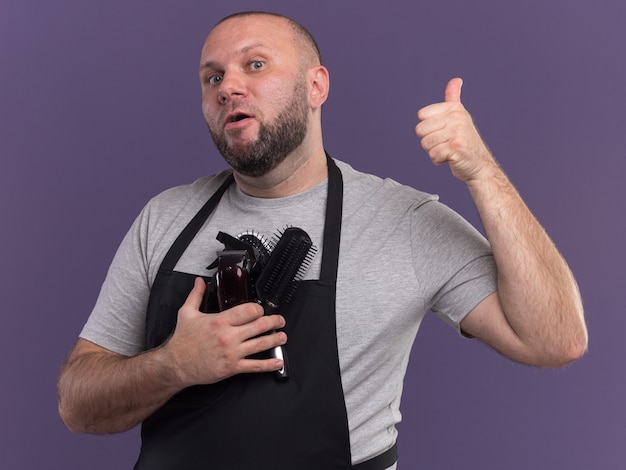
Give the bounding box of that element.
[164,277,287,387]
[58,277,287,434]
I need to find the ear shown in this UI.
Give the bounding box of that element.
[308,65,330,110]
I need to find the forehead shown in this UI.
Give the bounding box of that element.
[200,15,298,65]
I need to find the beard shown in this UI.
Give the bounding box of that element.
[209,79,309,178]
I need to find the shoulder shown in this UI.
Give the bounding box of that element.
[131,169,233,255]
[333,158,438,215]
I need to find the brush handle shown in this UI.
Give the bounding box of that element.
[260,304,289,381]
[215,253,289,381]
[254,227,316,381]
[270,343,289,381]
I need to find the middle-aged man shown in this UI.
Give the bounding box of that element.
[58,11,588,470]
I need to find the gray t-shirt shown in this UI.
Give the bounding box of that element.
[80,159,496,465]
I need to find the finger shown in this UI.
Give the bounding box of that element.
[416,102,447,121]
[241,330,287,358]
[415,112,446,138]
[444,77,463,103]
[225,302,266,327]
[239,357,285,374]
[427,142,455,166]
[181,277,206,312]
[236,313,287,342]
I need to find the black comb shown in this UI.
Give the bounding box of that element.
[255,227,317,380]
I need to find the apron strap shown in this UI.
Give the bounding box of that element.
[319,153,343,284]
[352,442,398,470]
[159,155,342,279]
[322,156,398,469]
[159,173,234,272]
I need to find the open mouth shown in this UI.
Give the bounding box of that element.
[223,111,254,131]
[229,113,250,123]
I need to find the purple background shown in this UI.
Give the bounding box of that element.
[2,0,625,468]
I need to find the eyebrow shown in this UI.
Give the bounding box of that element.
[200,42,270,71]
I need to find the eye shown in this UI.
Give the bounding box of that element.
[206,74,223,86]
[250,61,264,70]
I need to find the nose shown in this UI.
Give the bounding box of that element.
[217,71,246,105]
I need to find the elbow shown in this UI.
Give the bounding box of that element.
[560,310,589,366]
[58,403,81,433]
[514,310,589,369]
[545,341,587,368]
[539,301,589,368]
[58,393,88,434]
[559,329,589,367]
[539,323,589,369]
[57,373,91,434]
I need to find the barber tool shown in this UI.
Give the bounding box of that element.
[203,231,267,313]
[206,227,316,381]
[254,227,317,381]
[213,250,252,311]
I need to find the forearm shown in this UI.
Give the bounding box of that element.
[416,78,587,366]
[57,340,183,434]
[58,289,288,434]
[467,164,587,364]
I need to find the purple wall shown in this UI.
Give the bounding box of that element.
[2,0,624,468]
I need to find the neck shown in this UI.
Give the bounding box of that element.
[233,145,328,198]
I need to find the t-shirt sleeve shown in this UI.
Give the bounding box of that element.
[411,200,497,334]
[79,206,152,356]
[77,172,231,356]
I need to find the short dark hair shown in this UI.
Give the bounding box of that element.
[215,11,322,65]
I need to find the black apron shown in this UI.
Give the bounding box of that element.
[134,156,397,469]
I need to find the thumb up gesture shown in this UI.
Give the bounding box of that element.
[415,78,497,183]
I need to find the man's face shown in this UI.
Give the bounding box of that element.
[199,15,311,177]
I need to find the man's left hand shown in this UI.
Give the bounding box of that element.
[415,77,496,183]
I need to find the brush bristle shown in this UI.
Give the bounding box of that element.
[256,227,316,308]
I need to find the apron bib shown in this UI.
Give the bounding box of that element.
[134,156,396,469]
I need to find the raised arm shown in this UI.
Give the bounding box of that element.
[57,278,287,433]
[415,78,587,367]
